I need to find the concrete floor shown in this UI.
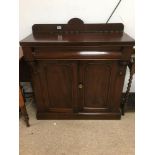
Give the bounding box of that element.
[20,103,135,155]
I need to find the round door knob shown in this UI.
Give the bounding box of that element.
[78,84,83,89]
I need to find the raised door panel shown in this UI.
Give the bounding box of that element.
[79,61,118,113]
[37,61,77,113]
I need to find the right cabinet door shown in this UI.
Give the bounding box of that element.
[78,61,124,113]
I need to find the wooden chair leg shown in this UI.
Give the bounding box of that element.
[19,87,30,127]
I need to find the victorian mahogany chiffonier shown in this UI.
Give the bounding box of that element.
[20,18,135,120]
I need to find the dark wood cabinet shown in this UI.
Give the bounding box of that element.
[20,18,134,119]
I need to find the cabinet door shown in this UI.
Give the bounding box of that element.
[78,61,120,113]
[36,60,78,113]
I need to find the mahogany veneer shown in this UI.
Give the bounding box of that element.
[20,18,135,120]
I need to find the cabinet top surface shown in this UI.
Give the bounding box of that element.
[20,18,134,47]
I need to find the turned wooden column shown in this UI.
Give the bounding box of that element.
[121,48,135,115]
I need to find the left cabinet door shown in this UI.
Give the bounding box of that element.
[34,60,78,113]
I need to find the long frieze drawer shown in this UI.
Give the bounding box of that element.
[32,48,122,60]
[33,46,123,51]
